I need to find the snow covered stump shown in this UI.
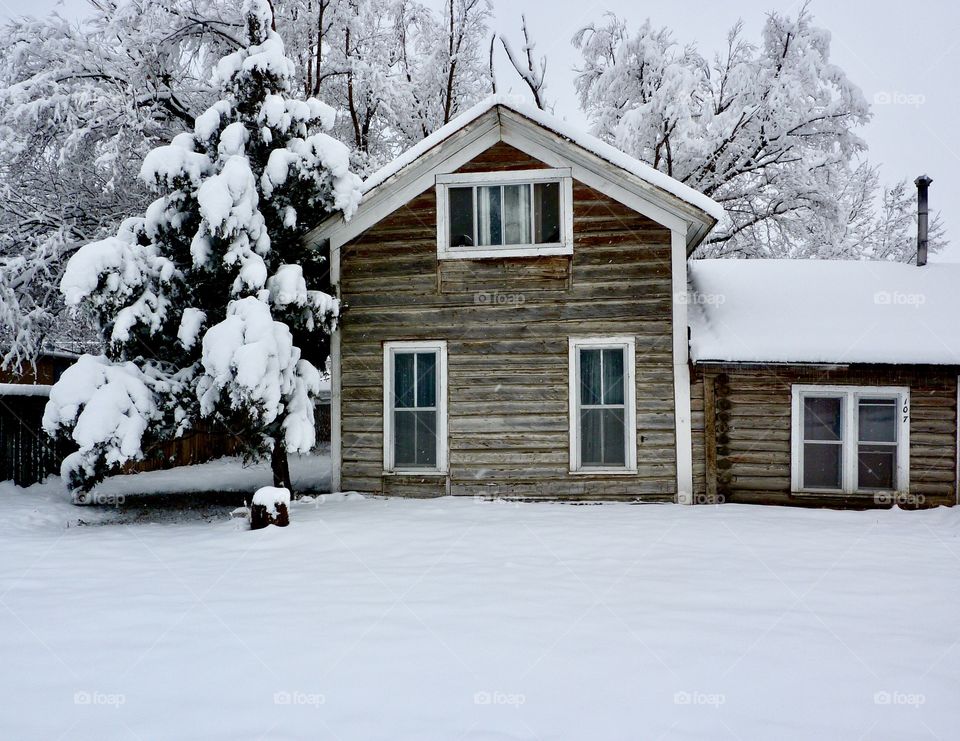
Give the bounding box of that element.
[250,486,290,530]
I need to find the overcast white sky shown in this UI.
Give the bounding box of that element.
[4,0,959,259]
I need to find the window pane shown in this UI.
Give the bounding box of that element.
[602,348,625,405]
[580,349,602,405]
[503,184,532,244]
[394,410,417,467]
[394,353,415,408]
[803,397,842,441]
[534,181,561,243]
[858,444,896,490]
[477,186,503,246]
[580,409,603,466]
[601,408,626,466]
[803,443,842,489]
[448,187,474,247]
[416,352,436,407]
[414,410,437,466]
[859,399,896,443]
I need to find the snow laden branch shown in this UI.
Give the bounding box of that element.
[573,6,944,260]
[43,0,361,496]
[0,0,495,366]
[499,15,549,111]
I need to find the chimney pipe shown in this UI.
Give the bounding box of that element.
[916,174,932,267]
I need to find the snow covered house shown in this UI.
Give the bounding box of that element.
[306,96,958,507]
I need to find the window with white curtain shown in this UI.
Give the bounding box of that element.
[436,169,573,259]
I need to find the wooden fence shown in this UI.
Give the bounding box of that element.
[0,395,70,487]
[1,395,332,486]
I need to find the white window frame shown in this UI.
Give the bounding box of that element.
[568,337,638,474]
[383,340,448,475]
[436,168,574,260]
[790,385,910,496]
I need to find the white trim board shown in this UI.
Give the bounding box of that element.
[671,229,694,504]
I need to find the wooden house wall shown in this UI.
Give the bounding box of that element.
[337,142,679,499]
[691,365,958,507]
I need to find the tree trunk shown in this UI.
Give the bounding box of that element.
[271,438,293,496]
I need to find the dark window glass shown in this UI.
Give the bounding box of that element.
[394,410,417,467]
[858,445,896,490]
[449,187,474,247]
[579,346,628,468]
[393,350,438,468]
[803,443,842,489]
[580,349,602,405]
[580,409,603,465]
[602,349,625,405]
[394,353,415,408]
[416,352,436,407]
[858,399,896,442]
[534,181,561,243]
[601,408,626,466]
[414,411,438,467]
[803,397,842,441]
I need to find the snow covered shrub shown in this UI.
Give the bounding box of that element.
[43,0,361,497]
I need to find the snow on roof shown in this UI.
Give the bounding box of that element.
[688,259,960,366]
[360,95,725,223]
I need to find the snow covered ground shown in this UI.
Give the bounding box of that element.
[1,462,959,740]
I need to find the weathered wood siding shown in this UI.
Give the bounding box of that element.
[691,365,958,507]
[338,142,678,499]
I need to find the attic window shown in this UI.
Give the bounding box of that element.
[436,168,573,259]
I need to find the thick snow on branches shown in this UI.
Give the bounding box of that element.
[573,9,946,260]
[42,0,361,493]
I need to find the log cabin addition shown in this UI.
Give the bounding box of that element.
[305,96,960,508]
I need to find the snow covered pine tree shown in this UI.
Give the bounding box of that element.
[42,0,361,502]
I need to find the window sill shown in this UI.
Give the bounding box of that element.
[438,243,572,260]
[791,489,902,498]
[569,468,638,476]
[383,470,448,477]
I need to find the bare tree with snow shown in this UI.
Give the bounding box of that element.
[42,0,362,498]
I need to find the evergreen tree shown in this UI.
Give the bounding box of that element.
[43,0,361,500]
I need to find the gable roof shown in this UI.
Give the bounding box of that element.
[688,258,960,366]
[362,95,725,221]
[306,95,722,252]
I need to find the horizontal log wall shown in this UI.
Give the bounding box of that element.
[692,365,958,508]
[339,142,678,499]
